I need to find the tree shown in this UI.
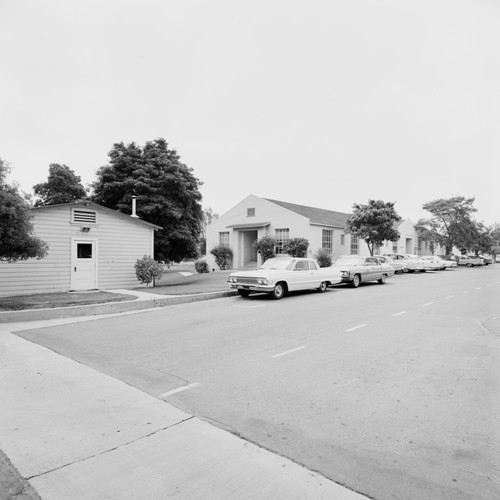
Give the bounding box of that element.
[415,197,477,255]
[134,255,164,287]
[283,237,309,257]
[92,138,204,263]
[200,207,219,255]
[1,158,49,262]
[33,163,87,206]
[345,200,401,256]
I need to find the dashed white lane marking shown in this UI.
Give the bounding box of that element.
[476,287,482,290]
[271,346,306,358]
[159,382,200,398]
[463,291,470,294]
[345,323,368,332]
[423,302,434,307]
[446,295,455,299]
[392,311,407,317]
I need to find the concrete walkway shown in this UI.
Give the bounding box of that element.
[0,315,371,500]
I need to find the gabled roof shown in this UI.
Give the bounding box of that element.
[265,198,350,228]
[30,200,162,230]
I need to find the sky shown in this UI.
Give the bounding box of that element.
[1,0,499,225]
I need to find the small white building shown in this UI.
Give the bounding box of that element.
[0,200,161,297]
[206,195,427,270]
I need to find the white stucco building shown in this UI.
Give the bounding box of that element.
[206,195,427,270]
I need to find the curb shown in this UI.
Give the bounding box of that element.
[0,290,238,323]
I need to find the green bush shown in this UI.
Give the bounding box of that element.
[283,237,309,257]
[253,235,276,262]
[210,244,233,270]
[195,259,210,273]
[314,248,333,267]
[134,255,164,287]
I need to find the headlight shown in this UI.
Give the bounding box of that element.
[341,270,350,278]
[228,276,238,284]
[257,277,268,285]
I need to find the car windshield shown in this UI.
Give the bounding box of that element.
[334,256,363,265]
[259,258,295,270]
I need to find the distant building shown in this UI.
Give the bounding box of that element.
[0,200,161,297]
[206,195,431,270]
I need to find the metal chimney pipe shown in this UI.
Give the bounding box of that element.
[131,195,139,218]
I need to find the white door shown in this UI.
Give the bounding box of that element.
[71,239,97,290]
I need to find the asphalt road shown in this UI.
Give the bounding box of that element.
[18,266,500,500]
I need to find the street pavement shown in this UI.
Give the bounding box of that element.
[0,270,371,500]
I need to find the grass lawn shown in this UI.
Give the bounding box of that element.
[0,291,133,311]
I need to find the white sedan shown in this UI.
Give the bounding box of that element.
[420,255,445,270]
[227,257,342,299]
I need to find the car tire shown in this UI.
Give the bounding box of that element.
[467,263,473,268]
[238,289,251,297]
[402,267,409,273]
[271,282,286,299]
[378,274,387,284]
[351,274,361,288]
[318,281,327,293]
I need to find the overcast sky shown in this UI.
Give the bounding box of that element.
[1,0,499,225]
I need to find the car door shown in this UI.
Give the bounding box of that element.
[290,259,310,291]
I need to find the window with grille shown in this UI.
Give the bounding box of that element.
[275,228,289,254]
[392,242,398,252]
[322,229,333,253]
[350,235,359,255]
[219,232,230,246]
[247,208,255,217]
[72,209,97,224]
[340,234,345,246]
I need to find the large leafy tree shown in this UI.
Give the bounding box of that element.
[92,138,203,262]
[33,163,87,206]
[1,158,49,262]
[415,196,477,255]
[345,200,401,255]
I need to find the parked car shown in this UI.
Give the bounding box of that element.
[435,255,458,269]
[374,255,408,273]
[479,255,494,265]
[227,256,342,299]
[456,255,483,267]
[332,255,395,287]
[420,255,445,271]
[385,253,424,272]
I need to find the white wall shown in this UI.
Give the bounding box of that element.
[0,204,156,297]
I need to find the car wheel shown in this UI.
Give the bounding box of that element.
[351,274,361,288]
[317,281,327,293]
[402,267,409,273]
[238,289,251,297]
[271,282,286,299]
[378,274,387,284]
[467,263,473,268]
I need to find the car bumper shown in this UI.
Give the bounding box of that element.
[228,283,275,293]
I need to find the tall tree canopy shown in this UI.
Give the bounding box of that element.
[415,196,477,255]
[1,158,49,262]
[33,163,87,206]
[92,138,203,262]
[345,200,401,255]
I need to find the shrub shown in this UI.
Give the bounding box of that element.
[195,259,210,273]
[210,244,233,270]
[314,248,333,267]
[283,237,309,257]
[253,235,276,262]
[134,255,164,287]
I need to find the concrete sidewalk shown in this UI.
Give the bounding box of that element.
[0,318,370,500]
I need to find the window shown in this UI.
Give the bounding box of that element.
[340,234,345,246]
[219,232,230,246]
[392,242,398,253]
[294,260,308,271]
[247,208,255,217]
[374,245,380,255]
[275,228,289,254]
[72,209,97,224]
[322,229,333,253]
[350,235,359,255]
[77,243,93,259]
